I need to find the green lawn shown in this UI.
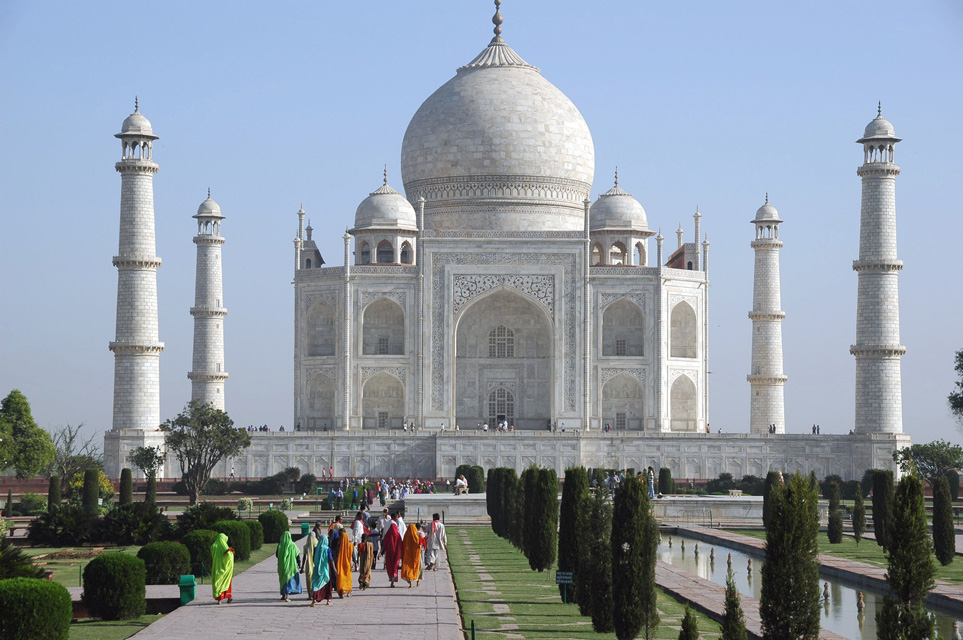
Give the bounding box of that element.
[70,616,159,640]
[449,526,722,639]
[728,529,963,584]
[25,546,142,588]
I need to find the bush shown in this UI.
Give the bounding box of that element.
[137,542,191,585]
[100,502,171,545]
[27,505,96,546]
[852,492,866,546]
[455,464,486,494]
[296,473,317,496]
[763,471,780,530]
[212,520,251,561]
[678,604,699,640]
[735,474,765,496]
[706,473,736,494]
[0,537,44,580]
[119,468,133,505]
[176,502,237,536]
[861,469,875,499]
[0,578,71,640]
[171,480,189,496]
[933,476,955,566]
[946,469,960,502]
[237,497,253,512]
[181,529,218,578]
[18,492,46,516]
[82,468,101,515]
[47,476,61,513]
[243,519,264,551]
[526,468,558,572]
[827,481,843,544]
[145,474,157,505]
[203,478,230,496]
[282,466,301,483]
[258,510,289,543]
[658,467,674,495]
[820,474,844,499]
[872,469,895,550]
[82,553,146,620]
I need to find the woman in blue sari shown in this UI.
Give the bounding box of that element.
[309,532,335,606]
[276,531,302,601]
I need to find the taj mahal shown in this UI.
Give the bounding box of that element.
[103,3,909,481]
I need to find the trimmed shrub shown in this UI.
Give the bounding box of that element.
[259,510,289,543]
[212,520,251,561]
[678,604,699,640]
[181,529,218,578]
[100,502,170,545]
[82,553,146,620]
[0,536,44,580]
[933,476,955,566]
[18,492,46,516]
[658,467,674,495]
[119,468,133,505]
[872,469,895,550]
[47,475,61,513]
[296,473,317,496]
[176,502,237,536]
[852,492,866,546]
[27,504,96,546]
[735,474,765,496]
[0,578,71,640]
[237,497,253,513]
[612,476,659,640]
[527,467,558,572]
[243,519,264,551]
[82,468,100,515]
[520,466,538,557]
[145,474,157,505]
[510,469,527,551]
[841,480,861,501]
[820,474,844,499]
[137,542,191,585]
[827,481,843,544]
[455,464,486,494]
[706,473,736,494]
[581,486,613,628]
[558,467,588,602]
[203,478,230,496]
[946,469,960,502]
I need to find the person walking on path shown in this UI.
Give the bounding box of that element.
[351,512,366,570]
[381,517,403,587]
[401,523,423,588]
[211,533,235,604]
[335,527,354,598]
[300,522,322,599]
[425,513,447,571]
[309,531,334,606]
[276,531,302,602]
[357,533,374,590]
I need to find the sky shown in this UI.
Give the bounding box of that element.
[1,1,961,451]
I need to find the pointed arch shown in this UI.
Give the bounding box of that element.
[376,240,394,264]
[306,374,335,430]
[634,242,645,267]
[670,375,697,432]
[591,242,603,266]
[603,299,644,357]
[609,242,627,265]
[400,241,413,264]
[362,297,404,355]
[602,373,644,430]
[359,241,371,265]
[670,301,697,358]
[306,299,336,356]
[361,372,404,430]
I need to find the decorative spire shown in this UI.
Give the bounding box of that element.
[134,96,139,112]
[614,166,619,188]
[492,0,503,38]
[765,192,769,204]
[207,187,211,199]
[383,164,388,186]
[878,101,882,117]
[695,205,701,216]
[299,201,304,213]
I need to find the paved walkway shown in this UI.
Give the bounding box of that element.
[129,538,462,639]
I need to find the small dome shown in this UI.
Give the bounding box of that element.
[590,176,648,231]
[753,199,781,223]
[194,191,224,219]
[117,101,157,139]
[862,115,895,140]
[353,181,417,231]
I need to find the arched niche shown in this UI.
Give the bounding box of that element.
[306,375,335,430]
[376,240,394,264]
[670,301,697,358]
[305,299,336,357]
[400,241,413,264]
[601,373,644,430]
[602,299,643,357]
[361,372,404,430]
[362,298,404,355]
[455,289,552,430]
[670,375,697,432]
[359,241,371,265]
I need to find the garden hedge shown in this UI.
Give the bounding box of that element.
[243,519,264,551]
[212,520,251,562]
[176,502,237,536]
[258,510,289,543]
[82,553,146,620]
[181,529,218,578]
[100,502,170,545]
[0,578,71,640]
[137,542,191,585]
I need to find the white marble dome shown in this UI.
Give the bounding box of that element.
[119,108,156,138]
[401,37,595,232]
[195,194,223,218]
[753,200,781,223]
[354,181,417,231]
[861,114,897,140]
[590,177,648,231]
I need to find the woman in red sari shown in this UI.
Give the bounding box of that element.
[380,517,403,587]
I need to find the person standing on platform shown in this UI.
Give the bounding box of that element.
[425,513,447,571]
[211,533,235,604]
[647,466,656,499]
[276,531,302,602]
[309,531,334,606]
[401,523,423,587]
[381,517,403,587]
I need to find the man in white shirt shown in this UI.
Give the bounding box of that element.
[454,475,469,495]
[425,512,448,571]
[396,512,407,539]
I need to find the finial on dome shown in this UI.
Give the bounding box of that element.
[134,96,139,112]
[765,192,769,204]
[492,0,503,37]
[878,101,882,117]
[383,164,388,186]
[207,187,211,199]
[614,167,619,188]
[299,201,304,212]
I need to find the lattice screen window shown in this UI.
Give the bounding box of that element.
[488,326,515,358]
[378,411,388,429]
[616,412,627,430]
[378,337,389,355]
[615,339,627,356]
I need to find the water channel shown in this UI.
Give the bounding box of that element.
[659,535,961,639]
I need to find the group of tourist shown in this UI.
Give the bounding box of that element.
[209,510,448,605]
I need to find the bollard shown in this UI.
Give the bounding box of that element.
[471,620,476,640]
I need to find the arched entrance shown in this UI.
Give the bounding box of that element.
[602,374,644,430]
[361,372,404,430]
[306,375,335,430]
[670,375,697,431]
[455,289,552,429]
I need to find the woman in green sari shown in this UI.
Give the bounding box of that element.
[211,533,234,604]
[276,531,302,601]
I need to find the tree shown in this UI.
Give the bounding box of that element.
[127,446,165,505]
[678,604,699,640]
[519,466,537,557]
[510,469,526,551]
[558,466,588,601]
[893,440,963,486]
[119,468,133,505]
[876,475,937,639]
[583,485,613,630]
[2,489,11,517]
[612,475,659,640]
[161,401,250,505]
[82,468,100,515]
[950,349,963,432]
[659,467,674,495]
[872,469,895,550]
[721,566,748,640]
[760,472,820,640]
[932,476,955,566]
[852,492,866,546]
[527,468,558,572]
[945,469,960,501]
[47,475,61,513]
[0,390,55,478]
[827,481,843,544]
[762,471,780,529]
[47,423,100,491]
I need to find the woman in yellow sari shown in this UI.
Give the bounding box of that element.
[335,529,353,597]
[401,523,422,587]
[211,532,234,603]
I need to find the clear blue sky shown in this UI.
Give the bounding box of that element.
[1,1,961,449]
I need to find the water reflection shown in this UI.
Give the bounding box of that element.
[658,535,961,639]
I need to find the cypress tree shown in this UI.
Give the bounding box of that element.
[587,486,614,631]
[47,475,61,513]
[520,466,538,558]
[932,475,955,566]
[872,469,895,550]
[945,469,960,501]
[82,468,100,515]
[659,467,674,495]
[827,481,843,544]
[574,488,597,617]
[486,468,495,517]
[528,468,558,572]
[721,566,748,640]
[2,489,12,517]
[612,475,659,640]
[558,466,588,601]
[876,475,936,639]
[760,472,820,640]
[762,471,780,529]
[678,604,699,640]
[852,492,866,546]
[487,468,502,536]
[510,469,527,552]
[119,468,133,505]
[146,473,157,506]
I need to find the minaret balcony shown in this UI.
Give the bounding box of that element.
[856,164,900,177]
[850,343,907,357]
[115,160,159,174]
[746,374,788,384]
[113,255,162,269]
[190,306,228,317]
[193,235,226,246]
[747,311,785,321]
[852,259,902,273]
[187,372,229,382]
[109,341,165,354]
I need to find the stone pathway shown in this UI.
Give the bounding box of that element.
[129,538,462,639]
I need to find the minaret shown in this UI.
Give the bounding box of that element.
[109,100,164,433]
[748,195,787,434]
[188,190,228,409]
[852,106,904,434]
